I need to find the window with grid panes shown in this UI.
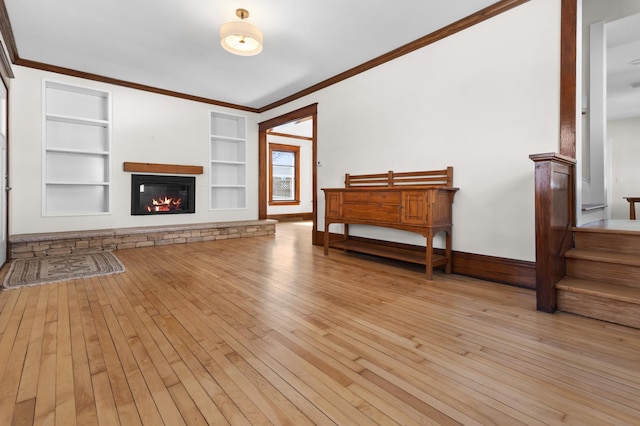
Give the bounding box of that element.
[269,143,300,205]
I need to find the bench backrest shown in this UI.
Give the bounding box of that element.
[345,167,453,188]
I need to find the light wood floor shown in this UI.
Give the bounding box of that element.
[1,222,640,425]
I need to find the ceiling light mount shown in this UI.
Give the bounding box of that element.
[220,8,263,56]
[236,8,249,19]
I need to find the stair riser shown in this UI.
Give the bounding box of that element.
[566,259,640,288]
[558,290,640,329]
[574,232,640,255]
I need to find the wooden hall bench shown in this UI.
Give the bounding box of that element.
[322,167,458,279]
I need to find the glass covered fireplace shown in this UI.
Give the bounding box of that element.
[131,174,195,215]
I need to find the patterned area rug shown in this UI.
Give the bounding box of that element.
[3,252,125,289]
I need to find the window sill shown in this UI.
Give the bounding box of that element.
[269,201,301,206]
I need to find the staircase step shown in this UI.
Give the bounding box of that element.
[556,278,640,328]
[574,224,640,254]
[565,248,640,266]
[565,249,640,288]
[556,278,640,303]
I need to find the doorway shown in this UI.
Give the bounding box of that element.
[258,103,319,244]
[578,2,640,223]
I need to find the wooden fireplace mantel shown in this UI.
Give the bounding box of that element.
[123,162,204,175]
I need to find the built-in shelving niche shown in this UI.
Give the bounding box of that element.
[42,80,111,216]
[210,111,247,210]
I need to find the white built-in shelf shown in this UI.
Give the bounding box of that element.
[45,181,110,186]
[210,160,245,165]
[210,111,247,210]
[46,148,110,156]
[211,135,245,142]
[43,80,111,216]
[45,114,109,127]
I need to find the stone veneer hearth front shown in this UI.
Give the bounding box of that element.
[9,220,276,259]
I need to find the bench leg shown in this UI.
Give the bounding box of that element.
[324,222,330,255]
[445,230,452,274]
[425,230,433,280]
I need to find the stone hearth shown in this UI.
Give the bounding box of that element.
[9,220,276,259]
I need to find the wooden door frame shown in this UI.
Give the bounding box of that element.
[258,103,320,244]
[530,0,577,312]
[559,0,577,159]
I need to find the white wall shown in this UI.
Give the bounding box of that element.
[259,0,561,262]
[610,116,640,219]
[266,134,313,215]
[9,66,259,235]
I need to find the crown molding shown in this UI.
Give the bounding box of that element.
[13,58,259,113]
[0,0,16,79]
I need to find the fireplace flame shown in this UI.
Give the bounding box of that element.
[146,196,182,212]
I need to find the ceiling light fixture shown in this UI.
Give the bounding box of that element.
[220,8,263,56]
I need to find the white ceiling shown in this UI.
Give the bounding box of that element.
[4,0,500,110]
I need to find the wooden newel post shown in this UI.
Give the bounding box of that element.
[529,153,576,313]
